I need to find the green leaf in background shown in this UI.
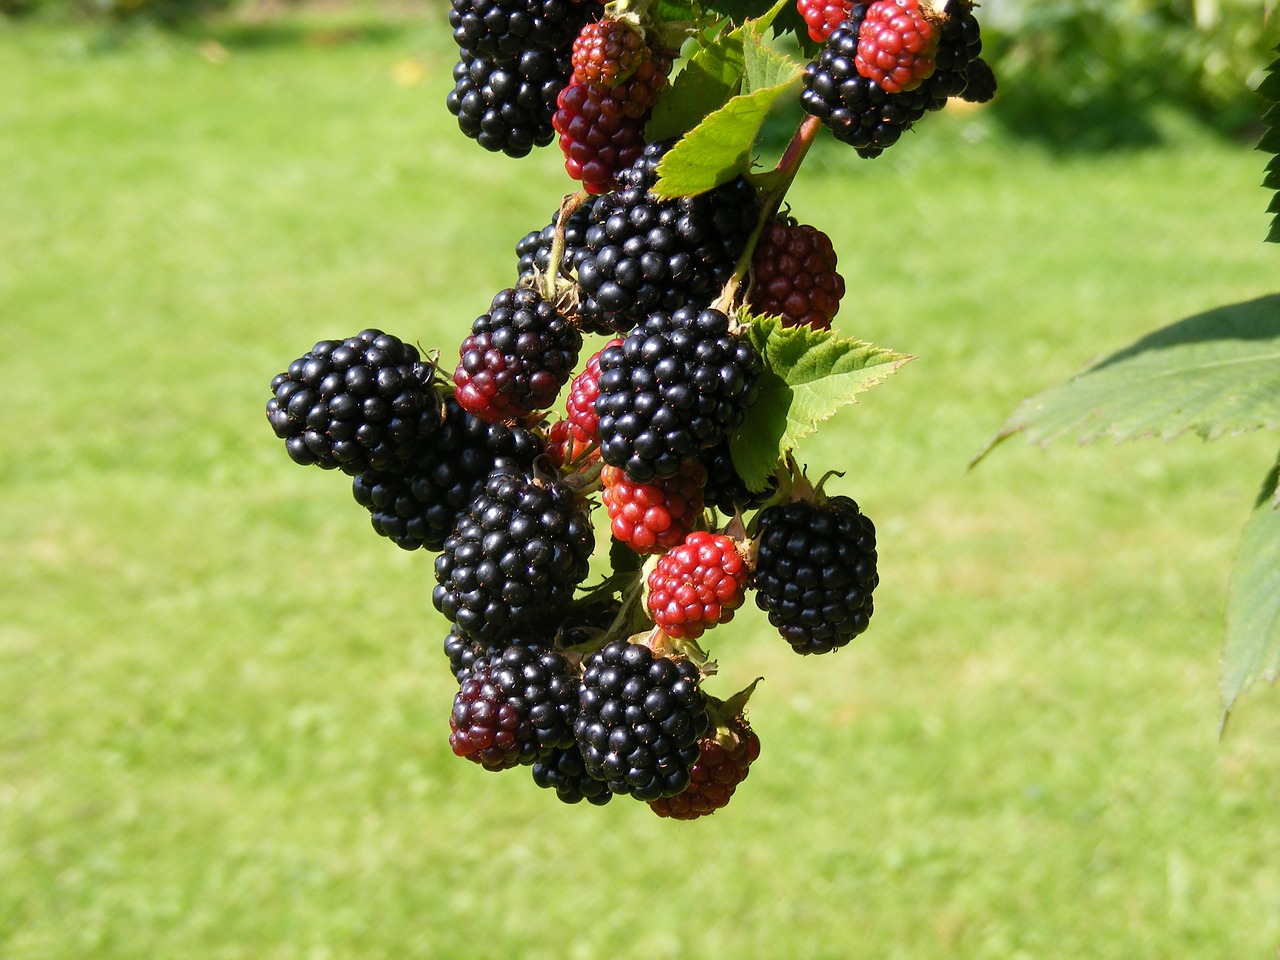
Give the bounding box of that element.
[729,315,914,490]
[973,295,1280,462]
[1221,480,1280,725]
[1261,44,1279,243]
[645,26,747,143]
[652,0,699,24]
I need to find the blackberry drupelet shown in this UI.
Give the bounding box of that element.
[449,0,597,61]
[751,495,879,654]
[453,286,582,424]
[449,642,579,770]
[433,472,594,644]
[351,392,542,552]
[574,640,710,800]
[573,141,759,332]
[532,744,615,804]
[266,329,440,475]
[447,48,572,158]
[594,307,762,482]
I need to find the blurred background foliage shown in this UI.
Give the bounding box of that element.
[2,0,1275,147]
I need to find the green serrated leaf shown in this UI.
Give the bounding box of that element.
[1258,60,1280,101]
[974,295,1280,462]
[742,27,804,93]
[729,315,913,490]
[1258,125,1280,154]
[645,27,747,142]
[1269,219,1280,243]
[652,70,803,196]
[1220,491,1280,725]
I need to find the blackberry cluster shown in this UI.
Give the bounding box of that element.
[453,286,582,424]
[595,307,762,482]
[927,0,984,102]
[433,471,594,644]
[752,495,879,655]
[575,640,710,800]
[266,329,441,475]
[351,392,542,551]
[449,642,578,770]
[797,0,849,42]
[573,142,759,332]
[601,462,707,554]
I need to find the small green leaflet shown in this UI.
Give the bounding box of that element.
[729,315,914,490]
[645,24,747,143]
[973,295,1280,463]
[1221,486,1280,727]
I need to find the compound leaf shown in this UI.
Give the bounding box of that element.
[1221,486,1280,726]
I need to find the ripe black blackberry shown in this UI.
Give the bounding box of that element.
[433,472,594,644]
[573,141,759,333]
[574,640,710,800]
[515,205,591,287]
[532,744,614,805]
[453,287,582,424]
[957,56,995,103]
[449,642,579,770]
[449,0,597,61]
[751,495,879,655]
[700,439,777,514]
[594,307,762,483]
[351,392,542,552]
[924,0,984,106]
[447,48,572,158]
[266,329,441,475]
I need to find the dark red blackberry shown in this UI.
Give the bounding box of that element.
[449,642,578,770]
[645,531,748,640]
[351,392,542,551]
[797,0,848,42]
[601,463,706,555]
[532,744,614,804]
[570,19,649,86]
[854,0,938,94]
[447,48,571,158]
[449,0,598,61]
[748,218,845,330]
[574,141,759,333]
[266,329,441,475]
[958,57,996,103]
[574,640,710,800]
[433,471,594,644]
[595,307,762,482]
[700,439,778,514]
[649,713,760,819]
[553,57,669,195]
[453,287,582,424]
[751,494,878,654]
[515,204,592,287]
[565,339,619,446]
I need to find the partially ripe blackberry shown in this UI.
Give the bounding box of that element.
[453,287,582,424]
[575,640,710,800]
[601,463,706,555]
[752,495,878,654]
[532,744,614,805]
[449,0,597,60]
[447,48,571,158]
[433,472,594,644]
[449,643,579,770]
[700,439,778,514]
[574,141,759,332]
[351,392,542,551]
[748,218,844,330]
[595,307,762,482]
[649,713,760,819]
[854,0,938,94]
[266,329,440,475]
[570,19,649,87]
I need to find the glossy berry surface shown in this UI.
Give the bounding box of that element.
[649,714,760,819]
[447,48,571,158]
[752,495,879,654]
[855,0,937,94]
[570,18,649,87]
[748,219,845,330]
[601,463,706,555]
[449,0,597,60]
[532,744,615,804]
[566,339,621,446]
[645,531,748,640]
[797,0,849,42]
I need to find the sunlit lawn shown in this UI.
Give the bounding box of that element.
[2,11,1279,958]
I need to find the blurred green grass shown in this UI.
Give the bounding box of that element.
[3,12,1280,959]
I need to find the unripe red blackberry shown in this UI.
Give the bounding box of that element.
[565,339,620,446]
[449,643,579,770]
[854,0,938,94]
[453,287,582,424]
[649,713,760,819]
[601,463,706,555]
[351,392,542,551]
[553,57,670,195]
[447,48,571,158]
[797,0,849,42]
[433,471,595,644]
[574,640,710,800]
[748,218,845,330]
[545,418,597,469]
[595,307,763,482]
[645,531,749,640]
[574,142,759,332]
[266,329,441,475]
[751,494,878,654]
[571,18,649,87]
